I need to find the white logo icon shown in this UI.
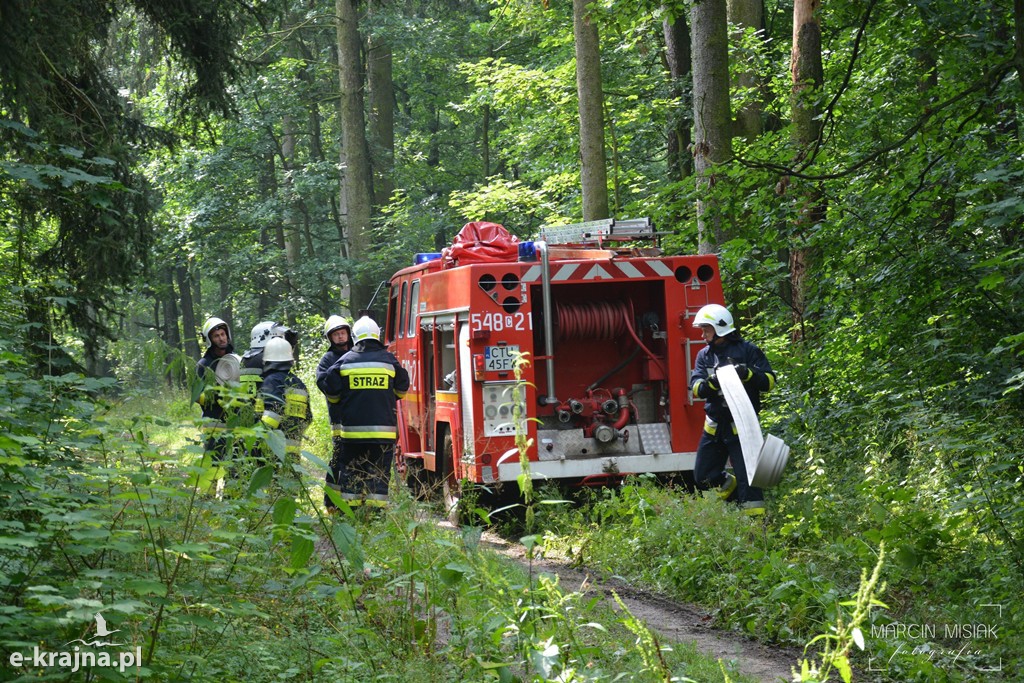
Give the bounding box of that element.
[64,612,122,648]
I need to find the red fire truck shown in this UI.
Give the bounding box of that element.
[384,219,725,509]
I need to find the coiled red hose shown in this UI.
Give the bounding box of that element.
[554,300,667,378]
[554,301,630,343]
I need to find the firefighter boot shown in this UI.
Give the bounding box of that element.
[717,472,737,500]
[741,500,765,516]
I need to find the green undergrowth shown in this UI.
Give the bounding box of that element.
[535,449,1022,682]
[6,332,1019,681]
[0,352,767,682]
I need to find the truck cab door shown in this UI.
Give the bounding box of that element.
[421,318,437,453]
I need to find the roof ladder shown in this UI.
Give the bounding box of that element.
[537,217,655,246]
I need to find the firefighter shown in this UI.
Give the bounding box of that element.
[260,336,313,463]
[237,321,277,422]
[323,316,410,508]
[241,321,278,373]
[315,316,354,511]
[195,316,241,464]
[689,304,776,515]
[232,321,280,466]
[271,322,300,363]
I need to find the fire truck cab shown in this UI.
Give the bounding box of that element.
[385,219,725,501]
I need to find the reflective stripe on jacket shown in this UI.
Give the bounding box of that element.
[689,336,776,426]
[195,344,235,422]
[323,341,410,444]
[260,365,312,445]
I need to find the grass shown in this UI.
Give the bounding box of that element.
[533,473,1022,682]
[1,373,773,682]
[17,361,1016,682]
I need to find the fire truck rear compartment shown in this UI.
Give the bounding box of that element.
[528,279,672,464]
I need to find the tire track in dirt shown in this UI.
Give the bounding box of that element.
[477,529,798,683]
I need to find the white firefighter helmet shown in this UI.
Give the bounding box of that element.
[263,336,293,363]
[249,321,278,349]
[352,316,381,343]
[692,304,735,336]
[270,322,298,345]
[323,315,351,341]
[201,317,231,346]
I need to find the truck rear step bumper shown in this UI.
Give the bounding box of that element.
[497,451,696,482]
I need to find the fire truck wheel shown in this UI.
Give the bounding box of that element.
[441,431,465,525]
[404,459,429,499]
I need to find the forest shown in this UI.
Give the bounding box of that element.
[1,0,1022,680]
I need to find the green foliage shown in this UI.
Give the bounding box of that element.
[6,0,1024,680]
[794,547,887,683]
[1,318,763,681]
[0,0,253,366]
[540,470,1023,680]
[448,177,574,233]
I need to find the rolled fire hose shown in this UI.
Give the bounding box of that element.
[214,354,242,385]
[715,364,790,488]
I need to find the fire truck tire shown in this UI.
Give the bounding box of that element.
[441,431,466,525]
[404,459,429,499]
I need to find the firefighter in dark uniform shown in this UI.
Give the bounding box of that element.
[236,320,283,466]
[689,304,776,515]
[260,336,312,464]
[323,316,410,507]
[237,321,278,428]
[315,315,354,511]
[195,316,241,463]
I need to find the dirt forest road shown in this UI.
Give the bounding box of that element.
[478,529,799,683]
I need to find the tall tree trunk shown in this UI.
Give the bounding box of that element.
[176,263,200,361]
[691,0,733,253]
[161,267,180,350]
[192,269,203,318]
[367,21,395,206]
[306,76,347,251]
[255,152,277,319]
[257,227,273,321]
[662,9,692,181]
[728,0,764,141]
[220,279,233,337]
[337,0,375,311]
[789,0,825,342]
[153,299,161,347]
[282,112,303,278]
[160,267,182,386]
[1014,0,1024,92]
[82,303,105,376]
[791,0,823,155]
[284,11,304,271]
[573,0,610,221]
[265,148,287,258]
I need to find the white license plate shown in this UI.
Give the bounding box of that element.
[484,345,520,372]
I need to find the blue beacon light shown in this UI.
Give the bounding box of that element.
[518,241,538,262]
[414,252,442,265]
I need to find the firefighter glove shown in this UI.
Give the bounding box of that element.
[692,374,719,400]
[706,372,720,393]
[733,363,754,383]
